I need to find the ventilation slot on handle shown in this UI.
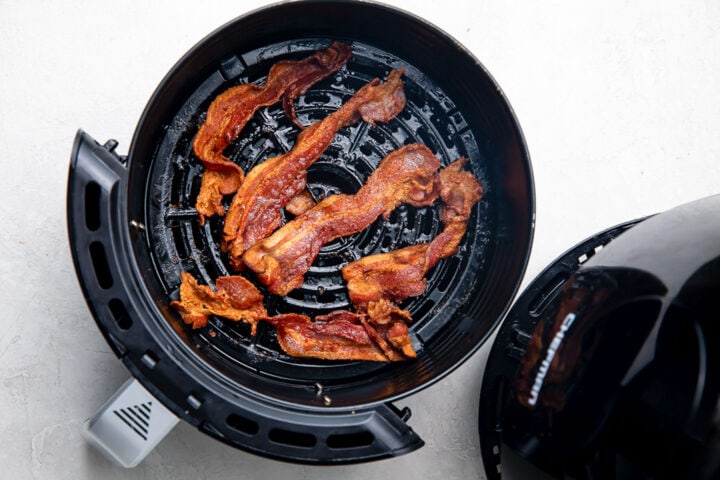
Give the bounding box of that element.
[113,402,152,441]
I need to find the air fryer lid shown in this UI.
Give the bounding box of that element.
[480,194,720,479]
[68,1,533,465]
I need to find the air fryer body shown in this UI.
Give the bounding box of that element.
[484,194,720,479]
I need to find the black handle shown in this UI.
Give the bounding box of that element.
[197,399,423,464]
[67,129,138,355]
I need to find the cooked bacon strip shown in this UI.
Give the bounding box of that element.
[243,144,440,296]
[265,310,415,362]
[170,272,266,333]
[342,158,483,316]
[170,273,415,361]
[222,69,407,269]
[193,42,352,223]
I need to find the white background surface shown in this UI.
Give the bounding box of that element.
[1,1,719,478]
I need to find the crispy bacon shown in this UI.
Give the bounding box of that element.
[222,69,407,269]
[248,158,480,363]
[265,310,415,362]
[171,158,480,362]
[169,273,415,361]
[169,272,266,333]
[342,158,483,314]
[193,42,352,223]
[243,144,440,296]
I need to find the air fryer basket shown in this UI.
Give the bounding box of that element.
[68,1,534,464]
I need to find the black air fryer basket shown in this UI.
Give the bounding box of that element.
[67,1,534,465]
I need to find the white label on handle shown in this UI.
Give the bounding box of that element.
[82,378,179,468]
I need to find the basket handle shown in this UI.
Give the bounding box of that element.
[83,378,179,468]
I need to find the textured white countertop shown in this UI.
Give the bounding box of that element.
[1,1,719,478]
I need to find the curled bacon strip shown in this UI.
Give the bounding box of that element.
[169,272,267,333]
[222,69,407,269]
[193,42,352,223]
[243,143,440,296]
[169,274,414,361]
[342,158,483,316]
[265,310,415,362]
